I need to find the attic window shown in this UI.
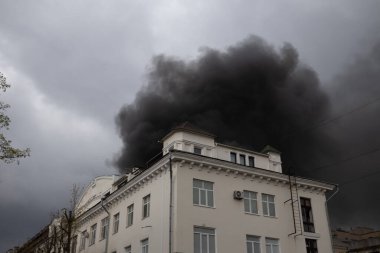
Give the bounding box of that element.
[194,146,202,155]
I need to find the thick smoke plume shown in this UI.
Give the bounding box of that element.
[115,35,380,228]
[324,41,380,228]
[115,36,331,172]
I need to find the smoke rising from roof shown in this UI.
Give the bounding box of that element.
[115,36,380,228]
[115,35,331,172]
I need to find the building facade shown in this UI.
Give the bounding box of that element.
[73,123,336,253]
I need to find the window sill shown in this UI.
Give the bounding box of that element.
[304,232,320,238]
[263,215,278,219]
[245,212,260,216]
[126,224,133,228]
[193,204,215,209]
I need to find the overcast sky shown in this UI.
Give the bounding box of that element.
[1,0,380,251]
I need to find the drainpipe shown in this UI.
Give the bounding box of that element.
[101,197,110,253]
[169,152,173,253]
[326,184,339,253]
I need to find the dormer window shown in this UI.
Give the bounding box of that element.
[230,152,237,163]
[240,154,246,165]
[194,146,202,155]
[248,156,255,167]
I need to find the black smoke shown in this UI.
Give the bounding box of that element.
[323,41,380,228]
[115,35,332,173]
[115,35,380,228]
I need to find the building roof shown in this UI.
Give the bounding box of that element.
[261,145,281,154]
[161,121,216,141]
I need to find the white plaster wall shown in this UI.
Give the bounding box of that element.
[75,169,171,253]
[76,176,118,216]
[173,162,333,253]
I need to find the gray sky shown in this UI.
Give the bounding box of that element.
[0,0,379,251]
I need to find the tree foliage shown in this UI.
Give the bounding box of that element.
[0,72,30,163]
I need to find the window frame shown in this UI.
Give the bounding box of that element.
[305,238,318,253]
[248,156,255,167]
[194,227,216,253]
[141,238,149,253]
[194,146,202,155]
[127,204,134,227]
[262,193,276,217]
[113,212,120,234]
[100,217,110,241]
[243,190,258,214]
[240,154,246,165]
[193,179,214,208]
[89,223,97,246]
[301,197,315,233]
[79,230,86,251]
[265,238,279,253]
[142,194,151,219]
[246,235,261,253]
[230,152,237,163]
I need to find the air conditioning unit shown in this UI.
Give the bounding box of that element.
[233,190,243,200]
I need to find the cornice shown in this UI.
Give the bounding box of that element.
[76,156,170,227]
[171,151,335,193]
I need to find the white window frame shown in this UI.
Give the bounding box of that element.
[265,238,280,253]
[113,212,119,234]
[100,217,109,240]
[142,194,150,219]
[262,194,276,217]
[246,235,261,253]
[127,204,134,227]
[194,227,216,253]
[193,179,214,208]
[79,230,86,251]
[89,224,96,246]
[141,238,149,253]
[230,152,237,163]
[240,154,246,165]
[244,191,258,214]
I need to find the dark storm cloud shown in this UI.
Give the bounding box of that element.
[0,1,153,123]
[115,36,331,172]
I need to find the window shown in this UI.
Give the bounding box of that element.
[194,146,202,155]
[125,245,131,253]
[240,154,246,165]
[244,191,258,214]
[305,239,318,253]
[89,224,96,245]
[79,230,86,251]
[262,194,276,217]
[113,213,120,234]
[72,236,78,253]
[246,235,261,253]
[193,179,214,207]
[127,204,134,226]
[301,198,315,233]
[194,227,215,253]
[143,194,150,219]
[265,238,279,253]
[141,238,149,253]
[100,217,109,240]
[248,156,255,167]
[230,152,237,163]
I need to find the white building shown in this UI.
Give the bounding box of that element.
[73,123,336,253]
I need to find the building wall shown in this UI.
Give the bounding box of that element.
[173,159,333,253]
[75,164,171,253]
